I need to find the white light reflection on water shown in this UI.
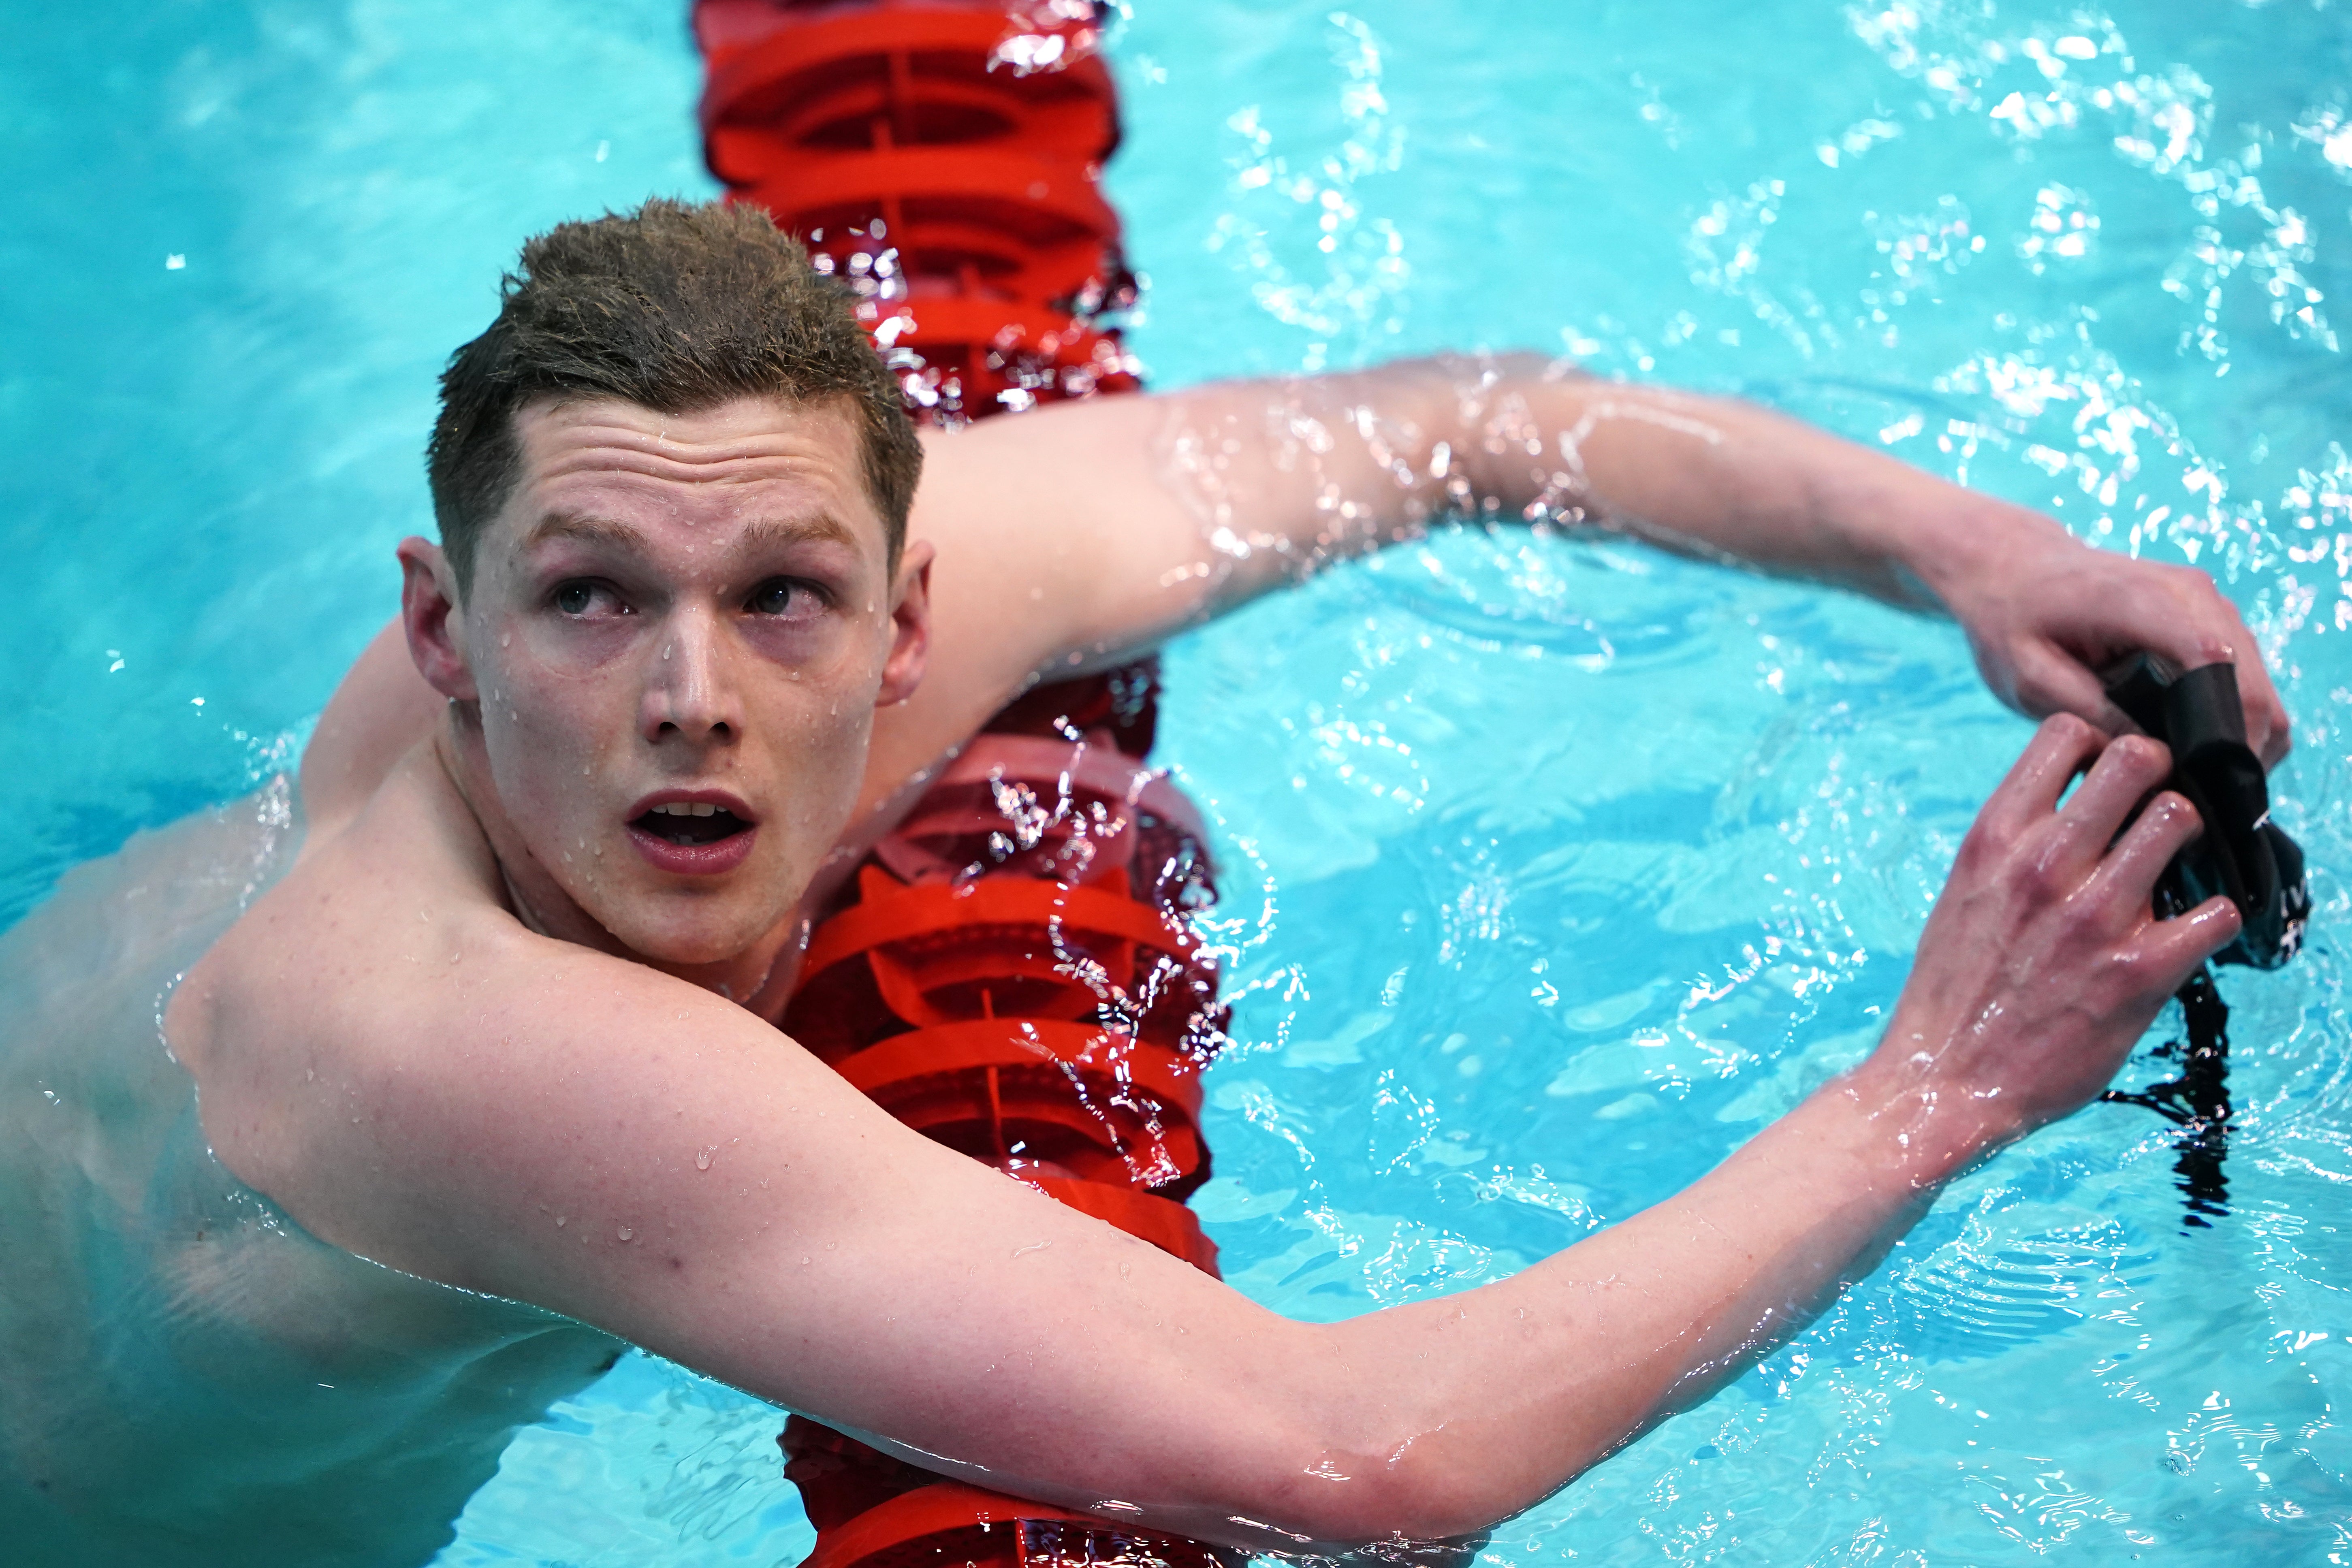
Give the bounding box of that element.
[442,0,2352,1548]
[8,0,2350,1561]
[1124,0,2352,1562]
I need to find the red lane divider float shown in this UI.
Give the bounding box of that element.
[697,0,1139,419]
[692,5,1238,1566]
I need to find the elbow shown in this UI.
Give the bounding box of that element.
[1240,1420,1545,1551]
[1210,1317,1614,1552]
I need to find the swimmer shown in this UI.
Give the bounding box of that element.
[1,200,2287,1565]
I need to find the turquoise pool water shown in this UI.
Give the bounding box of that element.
[8,0,2350,1562]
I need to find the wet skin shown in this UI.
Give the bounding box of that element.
[88,361,2287,1564]
[396,398,932,1008]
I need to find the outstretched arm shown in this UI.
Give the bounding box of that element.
[201,720,2235,1554]
[875,355,2286,818]
[300,356,2284,843]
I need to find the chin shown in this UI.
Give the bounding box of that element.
[599,891,786,972]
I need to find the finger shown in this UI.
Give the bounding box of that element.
[2137,607,2235,674]
[2108,561,2237,670]
[2123,571,2291,770]
[1985,713,2109,831]
[2129,894,2243,996]
[2054,736,2175,865]
[2154,628,2291,772]
[2005,639,2140,738]
[2232,647,2292,769]
[2081,787,2200,908]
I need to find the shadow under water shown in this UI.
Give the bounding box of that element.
[2101,968,2234,1232]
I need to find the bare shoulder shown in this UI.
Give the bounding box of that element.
[160,740,1300,1504]
[166,742,823,1298]
[297,617,446,845]
[168,738,520,1222]
[852,395,1220,819]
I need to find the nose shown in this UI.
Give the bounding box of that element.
[641,607,740,746]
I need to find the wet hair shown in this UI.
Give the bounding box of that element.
[426,198,922,594]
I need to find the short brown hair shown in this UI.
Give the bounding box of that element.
[427,198,922,593]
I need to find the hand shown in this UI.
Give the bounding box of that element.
[1860,717,2243,1161]
[1932,514,2290,768]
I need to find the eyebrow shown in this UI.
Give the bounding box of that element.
[522,512,642,552]
[521,511,867,557]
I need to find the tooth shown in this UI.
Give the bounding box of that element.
[692,802,717,817]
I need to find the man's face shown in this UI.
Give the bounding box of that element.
[424,395,925,975]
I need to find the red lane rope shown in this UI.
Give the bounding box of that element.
[692,6,1238,1565]
[696,0,1140,420]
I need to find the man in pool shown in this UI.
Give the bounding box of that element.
[3,200,2291,1564]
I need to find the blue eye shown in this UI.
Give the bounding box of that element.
[555,582,595,615]
[748,579,799,615]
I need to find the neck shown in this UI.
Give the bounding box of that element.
[432,705,806,1019]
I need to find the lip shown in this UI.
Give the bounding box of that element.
[624,788,760,879]
[625,787,760,823]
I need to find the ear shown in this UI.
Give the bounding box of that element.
[397,537,479,702]
[876,539,933,709]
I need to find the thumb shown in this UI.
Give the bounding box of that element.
[2006,640,2138,738]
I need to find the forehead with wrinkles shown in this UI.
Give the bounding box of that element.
[490,395,890,567]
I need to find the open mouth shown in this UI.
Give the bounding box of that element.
[631,800,754,847]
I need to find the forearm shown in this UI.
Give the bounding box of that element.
[1276,713,2228,1542]
[864,1052,1981,1553]
[1166,353,2064,620]
[1524,380,2064,612]
[1292,1052,1979,1540]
